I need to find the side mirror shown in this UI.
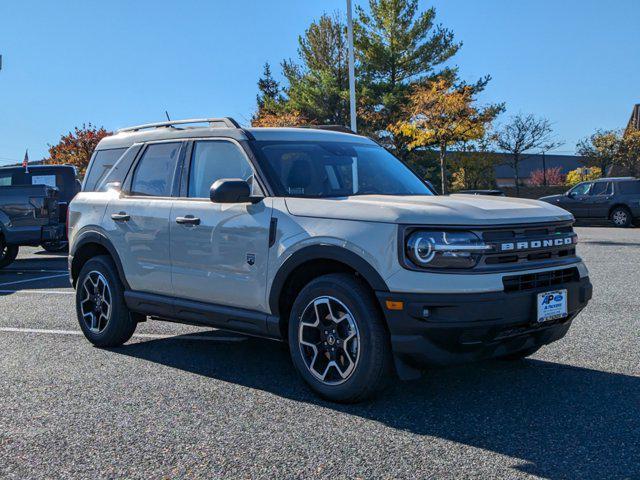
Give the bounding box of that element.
[210,179,261,204]
[567,191,576,198]
[104,181,122,192]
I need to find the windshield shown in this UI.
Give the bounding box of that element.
[254,140,434,197]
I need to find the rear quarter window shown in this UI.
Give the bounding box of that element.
[84,148,127,191]
[617,181,640,195]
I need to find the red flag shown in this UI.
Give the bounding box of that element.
[23,149,29,172]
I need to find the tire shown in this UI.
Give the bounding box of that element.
[498,345,541,361]
[75,255,138,347]
[0,236,19,269]
[610,206,632,228]
[41,241,68,253]
[288,273,393,403]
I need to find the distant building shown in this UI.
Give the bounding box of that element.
[491,153,585,187]
[451,151,587,187]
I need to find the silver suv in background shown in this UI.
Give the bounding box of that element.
[68,118,592,403]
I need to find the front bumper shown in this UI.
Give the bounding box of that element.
[376,276,592,374]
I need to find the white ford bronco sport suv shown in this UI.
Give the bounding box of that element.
[69,117,592,403]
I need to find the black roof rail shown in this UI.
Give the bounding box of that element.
[297,125,357,134]
[117,117,241,133]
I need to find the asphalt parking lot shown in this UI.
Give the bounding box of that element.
[1,226,638,479]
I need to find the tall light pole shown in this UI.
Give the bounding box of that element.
[346,0,357,133]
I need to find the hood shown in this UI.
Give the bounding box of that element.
[285,194,573,226]
[539,194,565,202]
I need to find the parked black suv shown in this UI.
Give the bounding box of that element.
[540,177,640,227]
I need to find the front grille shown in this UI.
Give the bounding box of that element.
[502,267,579,293]
[478,222,577,269]
[484,247,576,265]
[481,223,573,242]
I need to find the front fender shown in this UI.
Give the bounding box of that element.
[268,242,389,315]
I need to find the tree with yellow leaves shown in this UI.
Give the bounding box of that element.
[565,166,602,186]
[391,79,504,194]
[617,128,640,177]
[449,134,498,191]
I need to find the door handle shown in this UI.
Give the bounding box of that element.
[111,212,130,222]
[175,216,201,226]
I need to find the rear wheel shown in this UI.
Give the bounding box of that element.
[76,255,138,347]
[610,206,632,227]
[288,273,393,403]
[0,236,19,269]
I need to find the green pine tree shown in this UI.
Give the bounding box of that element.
[253,63,283,120]
[282,12,351,125]
[355,0,461,158]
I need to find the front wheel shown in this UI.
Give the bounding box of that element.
[610,206,632,228]
[0,237,19,269]
[75,255,138,347]
[288,273,393,403]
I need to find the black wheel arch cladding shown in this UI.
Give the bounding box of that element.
[70,229,130,289]
[268,244,389,316]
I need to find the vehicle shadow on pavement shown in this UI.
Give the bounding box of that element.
[0,255,70,296]
[112,333,639,479]
[33,250,68,257]
[1,256,68,271]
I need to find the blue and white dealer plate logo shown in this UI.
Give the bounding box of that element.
[537,289,568,323]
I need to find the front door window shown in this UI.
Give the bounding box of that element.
[188,141,255,198]
[569,182,592,196]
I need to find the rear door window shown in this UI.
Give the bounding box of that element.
[590,182,611,196]
[130,143,182,197]
[84,148,127,191]
[617,180,640,195]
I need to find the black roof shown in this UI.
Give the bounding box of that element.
[592,177,638,183]
[0,164,76,172]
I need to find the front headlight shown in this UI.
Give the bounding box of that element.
[405,230,491,269]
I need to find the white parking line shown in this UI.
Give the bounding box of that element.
[0,273,69,288]
[0,327,247,342]
[0,269,69,273]
[0,289,74,295]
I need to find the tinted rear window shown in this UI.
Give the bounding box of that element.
[84,148,127,191]
[617,180,640,195]
[0,168,76,198]
[0,173,12,186]
[590,182,612,196]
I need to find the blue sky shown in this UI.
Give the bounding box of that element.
[0,0,638,164]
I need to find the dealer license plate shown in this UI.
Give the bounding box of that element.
[536,289,568,323]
